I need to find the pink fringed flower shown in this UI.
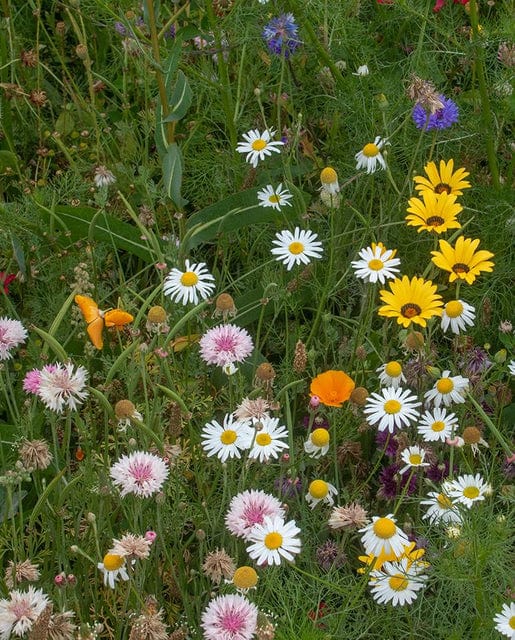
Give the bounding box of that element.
[199,324,254,368]
[37,363,88,413]
[225,489,285,541]
[0,317,28,361]
[0,586,50,638]
[23,364,58,395]
[201,594,258,640]
[110,451,169,498]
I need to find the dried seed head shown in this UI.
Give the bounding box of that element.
[75,44,88,60]
[404,331,425,351]
[147,305,167,324]
[202,548,236,585]
[214,293,237,320]
[462,426,482,445]
[55,21,66,36]
[255,363,276,382]
[29,89,47,107]
[293,339,307,373]
[350,386,369,406]
[406,74,444,114]
[114,399,136,419]
[21,50,38,67]
[18,439,53,470]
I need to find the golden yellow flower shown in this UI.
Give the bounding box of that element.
[414,159,471,196]
[431,236,495,285]
[310,370,355,407]
[378,275,443,328]
[406,191,462,234]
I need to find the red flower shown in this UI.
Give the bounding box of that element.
[0,272,16,294]
[433,0,469,12]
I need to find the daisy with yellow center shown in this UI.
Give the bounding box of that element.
[368,558,428,607]
[406,191,463,234]
[424,370,469,407]
[440,299,476,334]
[443,473,492,509]
[304,427,330,458]
[271,227,323,271]
[420,490,462,525]
[399,445,430,475]
[231,566,258,593]
[163,259,216,305]
[201,414,253,463]
[305,479,338,509]
[431,236,495,285]
[363,387,421,433]
[493,602,515,639]
[320,166,340,194]
[248,416,289,462]
[246,515,301,566]
[378,275,443,328]
[257,183,293,210]
[359,514,409,558]
[417,407,459,442]
[351,243,401,285]
[377,361,406,389]
[414,159,471,197]
[236,128,284,168]
[97,553,129,589]
[355,136,388,174]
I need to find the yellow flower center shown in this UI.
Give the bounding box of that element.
[445,300,463,318]
[437,493,452,509]
[409,453,422,465]
[233,566,258,589]
[384,361,402,377]
[309,479,329,499]
[463,486,480,499]
[368,258,384,271]
[311,428,330,447]
[363,143,379,157]
[436,378,454,394]
[268,194,280,203]
[384,399,401,414]
[320,167,337,183]
[509,617,515,630]
[373,517,396,539]
[264,532,283,549]
[103,554,124,571]
[288,241,305,255]
[388,574,409,591]
[431,420,445,432]
[251,139,267,151]
[180,271,199,287]
[220,430,237,445]
[255,432,272,446]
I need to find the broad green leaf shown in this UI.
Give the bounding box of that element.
[163,143,187,208]
[0,150,18,173]
[10,233,26,277]
[54,110,75,137]
[162,70,192,122]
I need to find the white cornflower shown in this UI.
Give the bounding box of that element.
[416,407,459,443]
[351,244,400,284]
[0,317,28,361]
[97,554,129,589]
[0,586,50,639]
[359,514,409,558]
[201,414,253,463]
[305,479,338,509]
[304,428,330,458]
[443,473,492,509]
[440,300,476,334]
[248,416,289,462]
[271,227,323,270]
[420,491,462,525]
[377,361,406,389]
[257,184,293,210]
[508,360,515,376]
[424,371,469,408]
[93,165,116,188]
[110,451,169,498]
[368,558,428,607]
[355,136,387,174]
[363,387,421,433]
[493,602,515,639]
[399,445,430,475]
[163,260,215,306]
[246,515,301,566]
[236,129,284,168]
[37,363,89,413]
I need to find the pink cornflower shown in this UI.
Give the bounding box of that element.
[0,317,28,361]
[225,489,285,541]
[37,363,88,413]
[0,586,50,638]
[199,324,254,368]
[23,364,58,395]
[201,594,258,640]
[110,451,169,498]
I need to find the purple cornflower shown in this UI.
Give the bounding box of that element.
[274,476,302,498]
[460,346,492,375]
[301,413,330,430]
[426,459,452,483]
[262,13,300,58]
[315,540,346,571]
[412,95,459,130]
[377,463,417,500]
[114,22,127,36]
[375,429,400,458]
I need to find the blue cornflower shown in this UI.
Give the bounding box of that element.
[262,13,300,58]
[412,95,459,130]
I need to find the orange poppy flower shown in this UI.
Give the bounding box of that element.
[310,370,355,407]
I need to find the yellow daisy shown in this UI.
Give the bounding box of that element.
[406,191,462,234]
[431,236,495,285]
[378,276,443,328]
[414,159,471,196]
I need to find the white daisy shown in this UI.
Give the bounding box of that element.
[257,183,293,210]
[304,428,330,458]
[320,167,340,194]
[363,387,421,433]
[236,128,284,168]
[248,416,289,462]
[420,491,462,525]
[351,244,400,284]
[424,370,469,408]
[270,227,323,271]
[360,514,409,558]
[440,299,476,334]
[508,360,515,376]
[443,473,492,509]
[97,553,129,589]
[417,407,459,443]
[246,515,301,566]
[201,414,253,463]
[305,479,338,509]
[493,602,515,639]
[369,558,428,607]
[355,136,387,174]
[0,586,50,638]
[163,259,216,306]
[377,361,406,389]
[399,445,430,475]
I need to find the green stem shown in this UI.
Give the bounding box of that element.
[466,392,512,457]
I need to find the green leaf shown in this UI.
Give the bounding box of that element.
[163,143,187,208]
[0,150,18,173]
[10,233,26,277]
[54,110,75,137]
[162,70,192,122]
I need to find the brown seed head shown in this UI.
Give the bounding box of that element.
[255,363,276,382]
[404,331,425,351]
[75,44,88,60]
[293,339,307,373]
[21,50,38,67]
[18,439,52,470]
[350,386,369,406]
[29,89,47,107]
[462,426,482,445]
[114,399,136,419]
[147,305,167,324]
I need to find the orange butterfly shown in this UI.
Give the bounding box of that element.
[74,294,134,350]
